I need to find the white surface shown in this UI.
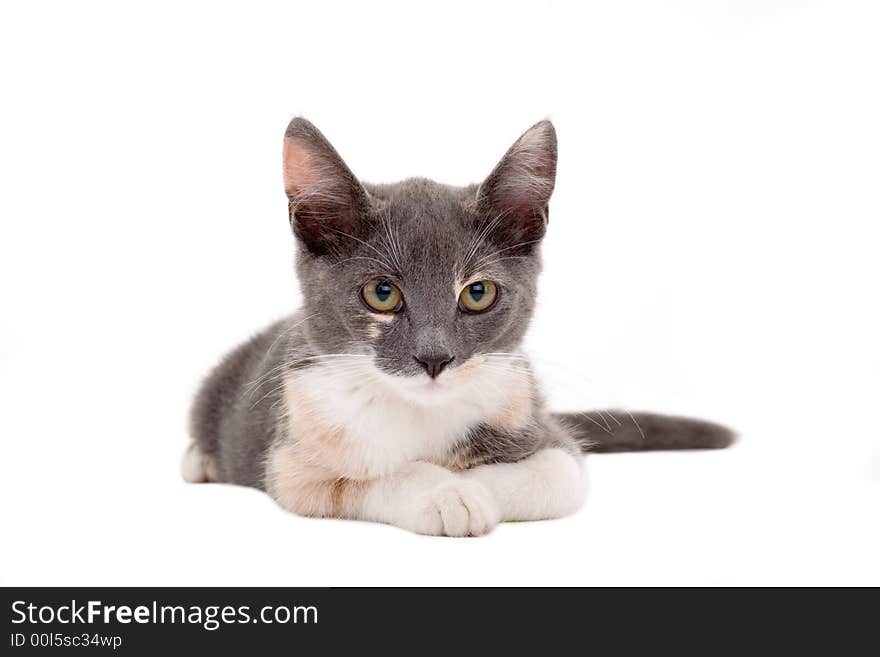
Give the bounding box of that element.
[1,0,878,586]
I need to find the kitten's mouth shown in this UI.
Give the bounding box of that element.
[370,362,464,405]
[398,376,461,405]
[395,370,450,392]
[415,375,448,389]
[368,354,494,405]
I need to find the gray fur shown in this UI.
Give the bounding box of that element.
[189,117,733,491]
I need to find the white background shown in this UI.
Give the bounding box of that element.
[1,0,878,586]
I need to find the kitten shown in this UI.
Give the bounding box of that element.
[183,117,734,536]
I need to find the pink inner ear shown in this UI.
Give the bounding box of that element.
[283,140,318,197]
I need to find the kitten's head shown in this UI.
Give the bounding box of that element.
[283,117,556,403]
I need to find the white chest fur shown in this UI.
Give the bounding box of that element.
[281,357,532,479]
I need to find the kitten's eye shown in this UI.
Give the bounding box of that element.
[458,280,498,313]
[361,279,403,313]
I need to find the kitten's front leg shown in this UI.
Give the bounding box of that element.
[265,445,499,536]
[361,462,499,536]
[462,449,586,522]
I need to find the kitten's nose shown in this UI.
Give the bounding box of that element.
[414,354,455,379]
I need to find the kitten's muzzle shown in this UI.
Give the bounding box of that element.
[413,354,454,379]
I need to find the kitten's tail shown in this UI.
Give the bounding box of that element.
[555,410,736,453]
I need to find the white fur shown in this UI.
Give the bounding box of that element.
[282,356,527,479]
[279,355,583,535]
[463,448,585,521]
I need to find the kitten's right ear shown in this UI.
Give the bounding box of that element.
[283,117,370,255]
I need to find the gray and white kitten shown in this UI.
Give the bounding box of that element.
[183,117,733,536]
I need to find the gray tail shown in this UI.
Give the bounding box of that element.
[555,410,736,453]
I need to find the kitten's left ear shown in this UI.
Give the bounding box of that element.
[477,120,557,246]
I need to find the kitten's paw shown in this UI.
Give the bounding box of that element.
[181,442,218,483]
[410,480,500,537]
[462,447,585,521]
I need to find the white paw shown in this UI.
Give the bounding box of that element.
[180,442,217,483]
[463,448,585,521]
[408,479,500,537]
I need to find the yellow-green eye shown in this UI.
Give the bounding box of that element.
[362,279,403,313]
[458,280,498,313]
